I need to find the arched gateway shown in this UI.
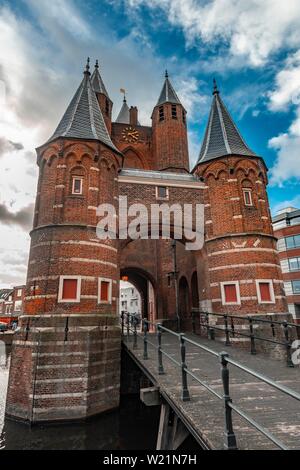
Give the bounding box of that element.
[6,60,287,423]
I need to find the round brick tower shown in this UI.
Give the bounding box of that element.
[152,71,189,173]
[5,60,123,423]
[193,81,287,316]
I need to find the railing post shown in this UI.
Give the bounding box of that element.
[121,311,124,336]
[157,324,164,375]
[192,310,196,334]
[205,313,209,338]
[283,321,294,368]
[230,317,235,337]
[126,313,129,339]
[133,317,138,349]
[25,318,30,341]
[143,318,148,360]
[248,316,256,355]
[224,314,231,346]
[64,317,69,342]
[179,334,190,401]
[219,352,238,450]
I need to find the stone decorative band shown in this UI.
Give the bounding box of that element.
[31,240,117,252]
[208,248,278,256]
[209,262,281,272]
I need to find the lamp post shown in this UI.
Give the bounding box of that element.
[171,240,180,332]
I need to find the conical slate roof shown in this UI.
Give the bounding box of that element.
[115,98,130,124]
[197,82,257,164]
[91,60,110,98]
[47,61,119,153]
[157,71,182,106]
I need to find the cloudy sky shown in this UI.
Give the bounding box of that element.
[1,0,300,287]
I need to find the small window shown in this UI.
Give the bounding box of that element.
[285,235,300,249]
[221,282,240,305]
[156,186,169,200]
[182,110,186,125]
[17,289,22,297]
[171,104,177,119]
[105,98,109,116]
[8,295,12,302]
[292,280,300,294]
[243,188,253,206]
[159,106,164,122]
[288,258,300,272]
[256,280,275,304]
[58,276,81,303]
[72,177,83,195]
[98,278,112,304]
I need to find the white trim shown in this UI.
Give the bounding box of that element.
[118,176,205,189]
[72,176,83,195]
[220,281,241,306]
[58,275,81,303]
[255,279,275,304]
[155,186,169,200]
[98,277,112,304]
[243,188,253,206]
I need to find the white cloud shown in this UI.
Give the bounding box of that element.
[126,0,300,67]
[268,51,300,185]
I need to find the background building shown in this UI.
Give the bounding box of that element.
[119,281,141,317]
[273,207,300,321]
[0,285,25,325]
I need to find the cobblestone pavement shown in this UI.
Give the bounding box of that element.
[123,331,300,450]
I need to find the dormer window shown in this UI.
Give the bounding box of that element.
[243,188,253,206]
[171,104,177,119]
[72,176,83,195]
[159,106,164,122]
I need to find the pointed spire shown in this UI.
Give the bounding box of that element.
[197,83,257,164]
[46,60,119,153]
[116,99,130,124]
[91,59,110,98]
[156,70,182,106]
[213,78,219,95]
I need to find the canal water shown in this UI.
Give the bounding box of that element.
[0,343,199,450]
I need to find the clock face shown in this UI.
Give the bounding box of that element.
[122,126,139,143]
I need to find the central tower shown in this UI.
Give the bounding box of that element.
[152,71,189,173]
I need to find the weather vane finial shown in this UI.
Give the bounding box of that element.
[95,59,99,69]
[120,88,126,102]
[84,57,90,75]
[213,78,219,95]
[165,70,168,78]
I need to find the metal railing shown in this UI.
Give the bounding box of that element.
[121,311,300,451]
[191,310,300,368]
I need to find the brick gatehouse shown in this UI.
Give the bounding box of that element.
[6,60,288,423]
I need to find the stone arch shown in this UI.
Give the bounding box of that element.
[123,147,145,169]
[120,266,156,322]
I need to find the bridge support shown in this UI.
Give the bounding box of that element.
[5,314,121,423]
[156,402,189,450]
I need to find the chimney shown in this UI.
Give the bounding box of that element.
[129,106,138,126]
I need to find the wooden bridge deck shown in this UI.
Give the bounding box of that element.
[123,331,300,450]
